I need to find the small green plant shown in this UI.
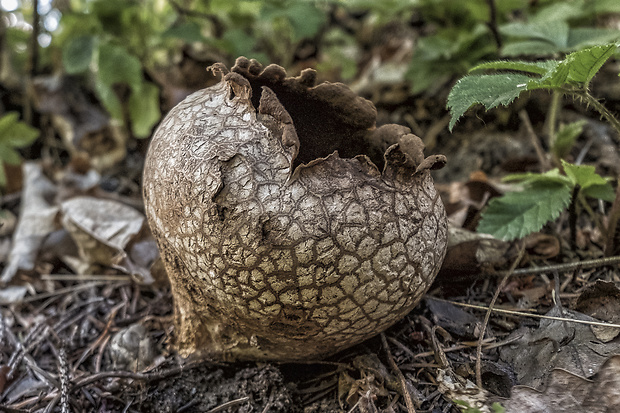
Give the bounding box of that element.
[446,43,619,241]
[0,112,40,188]
[454,399,506,413]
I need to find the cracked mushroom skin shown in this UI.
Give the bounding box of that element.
[143,57,448,361]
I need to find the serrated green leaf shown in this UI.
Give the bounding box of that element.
[565,43,618,86]
[553,120,587,159]
[97,43,142,93]
[561,160,612,195]
[503,168,571,186]
[528,59,569,88]
[470,60,550,75]
[478,182,572,241]
[128,82,160,138]
[63,35,96,74]
[447,73,531,130]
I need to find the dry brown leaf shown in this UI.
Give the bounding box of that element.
[440,226,510,277]
[1,163,59,283]
[60,196,153,282]
[500,306,620,389]
[504,355,620,412]
[574,280,620,342]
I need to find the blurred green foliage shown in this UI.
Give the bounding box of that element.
[0,112,39,186]
[1,0,619,189]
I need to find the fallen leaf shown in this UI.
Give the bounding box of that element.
[426,298,481,340]
[574,280,620,342]
[500,306,620,389]
[0,285,27,304]
[439,226,510,277]
[1,163,59,283]
[504,355,620,412]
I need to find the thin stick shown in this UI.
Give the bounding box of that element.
[519,110,550,171]
[381,333,416,413]
[492,254,620,277]
[476,246,525,388]
[429,297,620,328]
[206,397,250,413]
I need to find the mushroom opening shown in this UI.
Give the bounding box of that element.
[231,57,383,169]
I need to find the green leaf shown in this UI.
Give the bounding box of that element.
[503,168,571,186]
[470,60,550,76]
[529,59,569,89]
[128,82,160,138]
[582,184,616,202]
[561,160,615,201]
[501,40,563,57]
[97,43,143,93]
[492,402,506,413]
[161,21,206,43]
[562,160,606,188]
[500,20,570,49]
[63,35,96,74]
[0,164,6,188]
[552,120,587,159]
[447,73,531,131]
[567,28,620,50]
[565,43,618,86]
[0,145,22,165]
[478,182,572,241]
[95,80,123,120]
[0,112,40,147]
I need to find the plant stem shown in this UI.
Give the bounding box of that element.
[485,0,502,49]
[565,89,620,143]
[569,186,579,251]
[546,90,562,149]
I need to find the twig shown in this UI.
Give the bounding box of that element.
[569,185,580,250]
[22,282,111,303]
[387,336,417,360]
[41,274,132,282]
[430,297,620,328]
[476,246,525,388]
[605,182,620,256]
[412,336,513,359]
[206,397,250,413]
[58,346,69,413]
[381,333,417,413]
[519,110,551,171]
[72,302,123,371]
[490,254,620,277]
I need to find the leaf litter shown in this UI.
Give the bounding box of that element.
[2,38,620,413]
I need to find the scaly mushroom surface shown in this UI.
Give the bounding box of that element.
[143,57,448,361]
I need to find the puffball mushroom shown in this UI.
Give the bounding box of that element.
[143,57,448,361]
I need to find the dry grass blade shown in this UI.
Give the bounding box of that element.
[431,298,620,328]
[381,332,417,413]
[476,246,525,388]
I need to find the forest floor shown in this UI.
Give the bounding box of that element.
[2,13,620,413]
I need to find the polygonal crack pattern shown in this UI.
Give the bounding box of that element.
[143,79,447,361]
